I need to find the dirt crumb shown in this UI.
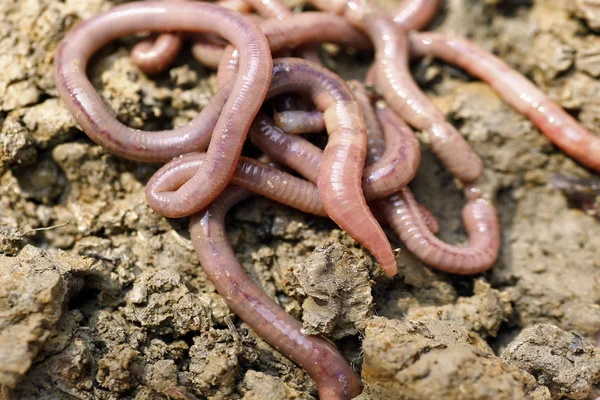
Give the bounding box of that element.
[121,268,213,337]
[239,370,313,400]
[282,238,374,339]
[502,324,600,400]
[96,344,143,393]
[186,329,244,399]
[358,317,551,400]
[406,280,513,338]
[0,245,91,388]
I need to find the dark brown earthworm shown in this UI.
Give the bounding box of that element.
[131,0,251,74]
[409,32,600,173]
[147,152,326,216]
[393,0,442,31]
[189,187,361,400]
[55,1,273,219]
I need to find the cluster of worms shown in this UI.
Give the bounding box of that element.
[54,0,600,398]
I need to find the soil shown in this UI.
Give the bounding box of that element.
[0,0,599,399]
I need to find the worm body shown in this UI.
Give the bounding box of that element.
[307,0,484,183]
[364,14,484,183]
[381,187,500,275]
[266,59,397,276]
[148,152,326,216]
[393,0,442,31]
[274,110,326,134]
[409,32,600,173]
[56,2,273,219]
[190,187,361,400]
[131,32,183,75]
[132,0,252,74]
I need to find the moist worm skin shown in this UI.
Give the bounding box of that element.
[381,187,501,275]
[307,0,484,183]
[147,152,326,216]
[55,2,273,219]
[217,12,371,85]
[349,81,421,198]
[409,32,600,173]
[266,58,397,276]
[363,14,484,183]
[132,0,251,74]
[190,187,361,400]
[349,81,386,165]
[392,0,442,31]
[250,108,418,201]
[347,77,500,274]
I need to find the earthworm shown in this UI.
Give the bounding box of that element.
[131,0,250,75]
[393,0,442,31]
[308,0,484,183]
[348,79,499,274]
[131,31,184,75]
[352,85,500,274]
[363,16,484,183]
[408,32,600,173]
[189,186,361,400]
[380,185,501,275]
[265,58,398,276]
[191,0,323,70]
[349,81,386,165]
[249,106,418,202]
[217,11,370,86]
[131,0,252,74]
[55,1,273,219]
[147,152,326,216]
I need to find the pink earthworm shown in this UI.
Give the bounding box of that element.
[216,11,370,86]
[351,84,500,274]
[147,152,326,216]
[131,0,251,74]
[277,73,499,273]
[55,1,273,219]
[230,0,324,64]
[408,32,600,173]
[189,187,361,400]
[249,106,419,201]
[149,142,442,235]
[348,82,385,165]
[308,0,484,183]
[265,58,398,276]
[191,0,322,69]
[393,0,442,31]
[380,185,501,275]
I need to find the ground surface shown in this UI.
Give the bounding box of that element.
[0,0,599,399]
